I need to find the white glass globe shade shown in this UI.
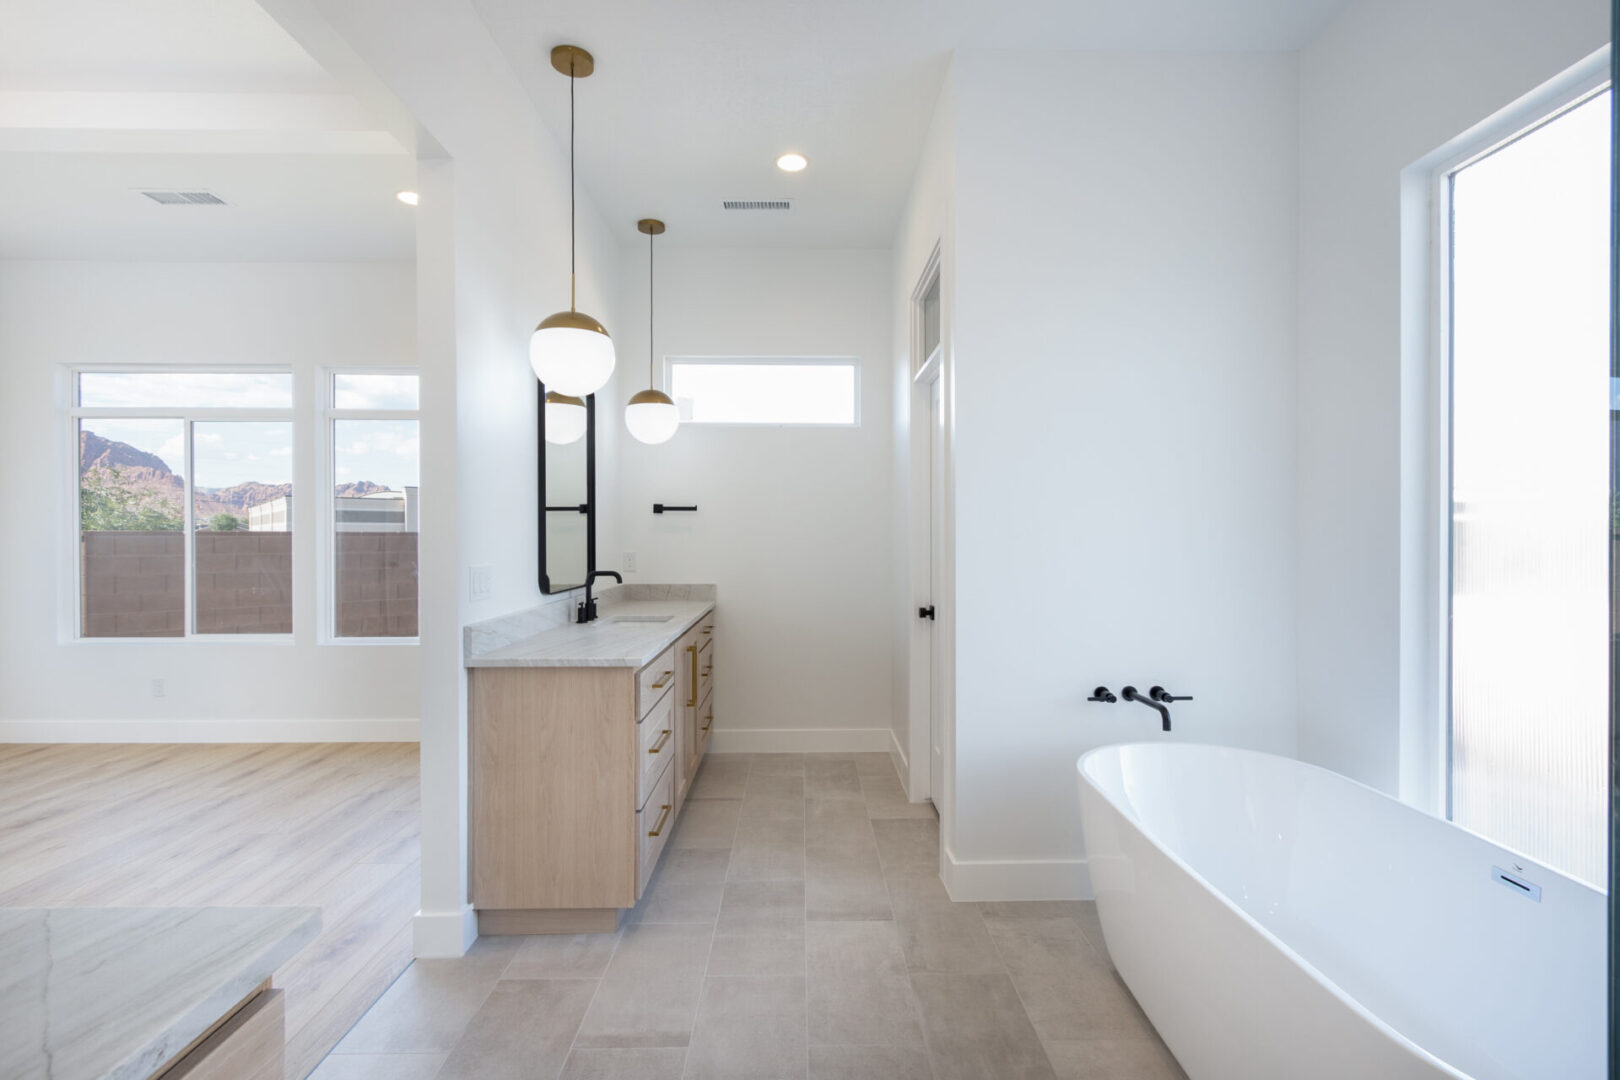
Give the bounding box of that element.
[543,393,587,445]
[529,314,616,397]
[625,391,680,445]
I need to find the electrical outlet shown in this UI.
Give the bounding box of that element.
[623,552,637,573]
[469,564,493,602]
[151,678,165,699]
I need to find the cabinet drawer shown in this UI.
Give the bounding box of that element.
[639,689,675,810]
[638,759,675,897]
[637,647,678,720]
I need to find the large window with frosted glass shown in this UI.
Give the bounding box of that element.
[1447,87,1612,886]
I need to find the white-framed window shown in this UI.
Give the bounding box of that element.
[913,253,942,380]
[318,370,420,642]
[667,357,860,427]
[1431,71,1611,886]
[68,368,295,640]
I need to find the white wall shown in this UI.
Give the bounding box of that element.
[262,0,627,956]
[943,51,1301,897]
[614,246,894,750]
[1295,0,1610,795]
[0,260,419,740]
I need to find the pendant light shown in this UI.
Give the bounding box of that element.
[529,45,616,397]
[543,392,587,445]
[625,218,680,445]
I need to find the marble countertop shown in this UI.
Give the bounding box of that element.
[466,597,714,669]
[0,906,320,1080]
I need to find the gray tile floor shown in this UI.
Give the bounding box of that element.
[312,753,1184,1080]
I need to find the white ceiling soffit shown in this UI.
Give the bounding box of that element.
[0,0,417,260]
[0,153,418,261]
[470,0,1348,247]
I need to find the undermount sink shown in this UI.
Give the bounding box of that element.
[607,614,675,624]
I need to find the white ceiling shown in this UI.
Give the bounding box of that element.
[0,0,414,261]
[471,0,1349,247]
[0,0,343,93]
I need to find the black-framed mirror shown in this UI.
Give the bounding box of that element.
[538,384,594,594]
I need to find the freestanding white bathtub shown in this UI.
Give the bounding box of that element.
[1077,743,1605,1080]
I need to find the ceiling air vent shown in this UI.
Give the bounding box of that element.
[140,190,228,206]
[721,199,792,211]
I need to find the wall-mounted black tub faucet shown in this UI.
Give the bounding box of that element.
[1122,685,1174,731]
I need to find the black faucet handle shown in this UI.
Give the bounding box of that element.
[1149,685,1192,702]
[1087,686,1117,704]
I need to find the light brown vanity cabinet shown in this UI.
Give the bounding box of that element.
[674,613,716,805]
[468,609,714,935]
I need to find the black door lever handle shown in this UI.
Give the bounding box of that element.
[918,606,935,620]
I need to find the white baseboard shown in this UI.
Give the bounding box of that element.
[413,904,477,958]
[707,727,894,754]
[0,718,420,743]
[942,845,1092,902]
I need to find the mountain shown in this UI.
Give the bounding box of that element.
[80,430,175,476]
[79,430,184,515]
[203,481,292,516]
[80,430,395,523]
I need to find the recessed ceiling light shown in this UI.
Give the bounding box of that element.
[776,152,808,173]
[396,190,420,206]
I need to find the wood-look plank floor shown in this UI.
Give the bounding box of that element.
[0,742,420,1080]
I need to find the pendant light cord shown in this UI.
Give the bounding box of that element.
[569,58,577,311]
[648,229,655,386]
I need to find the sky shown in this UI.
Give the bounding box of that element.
[80,371,419,491]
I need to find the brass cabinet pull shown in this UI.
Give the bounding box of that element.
[701,627,712,634]
[701,665,712,677]
[686,645,699,706]
[650,669,673,690]
[648,729,670,753]
[701,714,713,733]
[647,804,671,837]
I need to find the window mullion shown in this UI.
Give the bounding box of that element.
[183,419,196,638]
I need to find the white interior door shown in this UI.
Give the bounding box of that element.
[928,374,945,809]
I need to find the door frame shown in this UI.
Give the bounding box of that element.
[906,242,953,846]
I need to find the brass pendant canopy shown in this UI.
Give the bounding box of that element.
[637,218,666,235]
[549,45,594,77]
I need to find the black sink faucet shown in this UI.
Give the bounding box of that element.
[577,570,622,624]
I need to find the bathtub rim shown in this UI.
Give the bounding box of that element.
[1073,741,1566,1080]
[1079,741,1600,897]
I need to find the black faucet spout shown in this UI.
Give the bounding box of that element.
[578,570,623,624]
[1121,686,1172,732]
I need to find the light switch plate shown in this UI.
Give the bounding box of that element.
[469,564,492,602]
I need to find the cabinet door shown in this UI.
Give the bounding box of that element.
[675,627,701,803]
